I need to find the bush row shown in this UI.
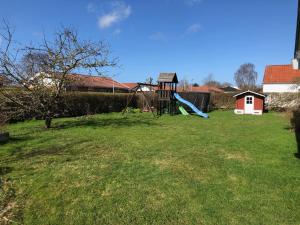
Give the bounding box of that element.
[266,93,300,111]
[3,91,250,122]
[58,92,140,117]
[1,92,140,122]
[209,93,236,110]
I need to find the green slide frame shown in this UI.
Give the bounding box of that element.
[179,106,189,115]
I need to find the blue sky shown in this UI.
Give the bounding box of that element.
[0,0,298,85]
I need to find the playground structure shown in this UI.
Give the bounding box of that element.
[123,73,209,118]
[122,83,157,117]
[157,73,208,118]
[174,93,209,118]
[157,73,178,116]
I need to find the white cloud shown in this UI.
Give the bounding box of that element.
[113,28,122,35]
[98,1,131,29]
[33,31,43,38]
[149,32,166,41]
[185,0,203,6]
[86,2,97,13]
[186,23,202,34]
[0,36,2,46]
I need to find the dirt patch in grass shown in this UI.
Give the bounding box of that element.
[220,149,251,162]
[0,178,20,224]
[152,157,210,182]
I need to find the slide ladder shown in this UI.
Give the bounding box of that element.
[174,93,209,119]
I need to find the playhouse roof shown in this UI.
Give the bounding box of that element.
[233,90,265,98]
[158,73,178,83]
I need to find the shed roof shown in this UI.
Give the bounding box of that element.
[158,73,178,83]
[233,90,265,98]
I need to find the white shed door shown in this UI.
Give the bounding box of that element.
[245,96,254,114]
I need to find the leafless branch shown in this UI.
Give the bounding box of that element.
[0,23,117,128]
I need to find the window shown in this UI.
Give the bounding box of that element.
[246,97,253,104]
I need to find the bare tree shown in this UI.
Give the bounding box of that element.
[221,82,232,88]
[0,21,117,128]
[178,78,190,91]
[202,74,221,87]
[145,76,154,85]
[0,102,9,134]
[234,63,258,90]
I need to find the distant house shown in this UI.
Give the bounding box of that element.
[263,64,300,93]
[66,74,129,93]
[122,83,155,92]
[181,85,224,93]
[220,86,240,93]
[122,83,138,91]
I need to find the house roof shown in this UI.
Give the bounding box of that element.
[233,90,265,98]
[263,64,300,84]
[220,86,239,92]
[190,86,224,93]
[67,74,129,90]
[122,83,139,90]
[158,73,178,83]
[177,85,224,93]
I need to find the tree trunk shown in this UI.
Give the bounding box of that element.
[45,116,52,129]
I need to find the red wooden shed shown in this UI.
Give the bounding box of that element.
[233,91,265,115]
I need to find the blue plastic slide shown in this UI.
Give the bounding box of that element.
[174,93,209,119]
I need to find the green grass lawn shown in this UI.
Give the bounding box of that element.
[0,111,300,225]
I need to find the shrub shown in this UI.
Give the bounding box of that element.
[135,92,157,112]
[266,93,300,111]
[60,92,138,117]
[179,92,210,112]
[290,109,300,132]
[1,92,140,122]
[210,93,236,110]
[0,112,9,134]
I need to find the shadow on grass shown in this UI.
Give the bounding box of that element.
[1,134,86,165]
[53,116,157,130]
[291,110,300,159]
[1,115,157,164]
[4,140,87,164]
[0,166,13,176]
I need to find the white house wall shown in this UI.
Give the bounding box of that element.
[263,84,300,93]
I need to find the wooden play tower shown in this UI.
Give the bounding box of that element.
[157,73,178,116]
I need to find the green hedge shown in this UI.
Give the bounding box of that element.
[59,92,138,117]
[1,92,139,121]
[209,93,236,110]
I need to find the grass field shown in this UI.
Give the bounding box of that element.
[0,111,299,225]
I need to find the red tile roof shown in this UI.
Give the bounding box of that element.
[122,83,139,90]
[179,85,224,93]
[68,74,129,90]
[264,64,300,84]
